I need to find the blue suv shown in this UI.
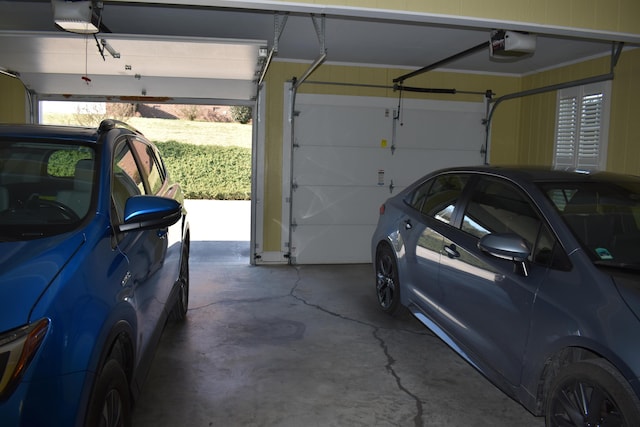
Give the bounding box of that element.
[0,120,190,426]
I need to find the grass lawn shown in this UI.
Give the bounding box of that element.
[128,117,252,148]
[42,113,253,200]
[42,114,252,148]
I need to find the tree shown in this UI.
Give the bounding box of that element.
[230,106,252,124]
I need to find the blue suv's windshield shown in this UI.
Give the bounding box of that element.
[540,178,640,268]
[0,141,96,240]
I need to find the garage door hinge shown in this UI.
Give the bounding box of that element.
[293,110,300,117]
[292,182,298,190]
[291,220,298,230]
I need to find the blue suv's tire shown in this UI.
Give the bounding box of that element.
[85,359,131,427]
[170,244,189,322]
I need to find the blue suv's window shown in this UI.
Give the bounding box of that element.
[0,141,96,239]
[130,138,165,195]
[112,141,144,224]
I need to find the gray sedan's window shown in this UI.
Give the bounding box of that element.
[410,174,468,225]
[542,180,640,266]
[461,177,571,269]
[462,178,540,242]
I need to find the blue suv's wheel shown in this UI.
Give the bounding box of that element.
[86,359,131,427]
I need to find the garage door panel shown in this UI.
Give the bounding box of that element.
[288,93,486,264]
[389,148,485,187]
[396,110,485,150]
[293,147,390,186]
[292,185,388,226]
[291,224,375,264]
[296,101,392,149]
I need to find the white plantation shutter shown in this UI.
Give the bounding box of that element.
[554,96,578,169]
[577,93,602,169]
[554,82,610,171]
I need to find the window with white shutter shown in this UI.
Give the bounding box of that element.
[553,82,611,171]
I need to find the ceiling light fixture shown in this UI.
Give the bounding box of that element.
[52,0,102,34]
[490,30,536,59]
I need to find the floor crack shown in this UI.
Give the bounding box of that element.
[288,266,425,426]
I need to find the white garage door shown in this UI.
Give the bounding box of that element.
[283,91,486,264]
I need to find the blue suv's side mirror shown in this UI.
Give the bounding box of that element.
[118,195,182,233]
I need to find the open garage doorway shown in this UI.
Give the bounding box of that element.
[40,100,253,263]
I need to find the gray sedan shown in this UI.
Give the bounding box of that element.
[371,166,640,426]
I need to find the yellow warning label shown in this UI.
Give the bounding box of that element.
[381,139,387,148]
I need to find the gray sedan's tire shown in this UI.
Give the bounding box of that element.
[546,358,640,427]
[375,244,401,315]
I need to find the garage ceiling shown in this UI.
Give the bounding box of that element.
[0,0,637,102]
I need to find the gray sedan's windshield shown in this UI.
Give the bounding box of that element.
[0,141,96,239]
[540,178,640,267]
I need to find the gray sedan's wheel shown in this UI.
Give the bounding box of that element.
[85,359,131,427]
[375,244,401,315]
[546,358,640,427]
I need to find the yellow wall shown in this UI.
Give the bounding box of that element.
[515,48,640,174]
[0,75,27,124]
[267,0,640,34]
[608,48,640,175]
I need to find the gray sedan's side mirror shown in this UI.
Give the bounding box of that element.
[118,195,182,233]
[478,233,531,276]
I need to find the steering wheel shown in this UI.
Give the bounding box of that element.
[36,199,81,222]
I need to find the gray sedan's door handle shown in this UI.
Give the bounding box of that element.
[404,219,412,230]
[444,244,460,259]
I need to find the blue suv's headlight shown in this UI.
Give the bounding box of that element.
[0,318,50,400]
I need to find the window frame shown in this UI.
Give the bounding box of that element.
[129,137,166,196]
[553,81,611,171]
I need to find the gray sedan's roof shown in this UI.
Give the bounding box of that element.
[439,165,639,183]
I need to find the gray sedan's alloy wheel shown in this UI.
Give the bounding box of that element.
[375,245,401,315]
[546,358,640,427]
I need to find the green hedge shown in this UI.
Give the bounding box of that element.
[155,141,251,200]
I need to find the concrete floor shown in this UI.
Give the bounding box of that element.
[131,250,543,426]
[131,200,544,426]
